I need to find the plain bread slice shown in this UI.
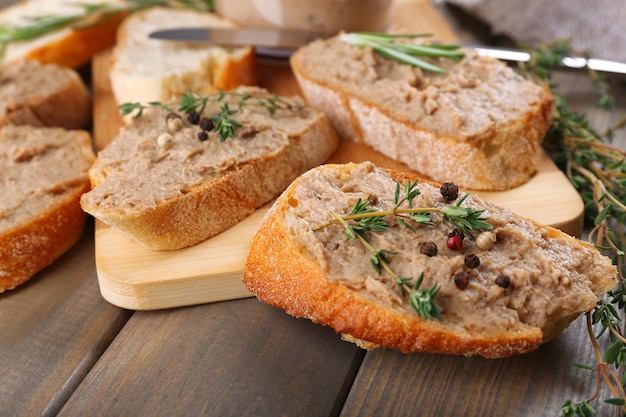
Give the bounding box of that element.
[109,6,256,112]
[0,0,124,68]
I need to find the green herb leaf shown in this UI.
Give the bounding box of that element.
[119,89,304,142]
[210,103,242,141]
[339,32,464,73]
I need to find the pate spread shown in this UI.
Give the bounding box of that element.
[83,88,318,215]
[293,37,547,140]
[0,126,92,233]
[284,162,616,337]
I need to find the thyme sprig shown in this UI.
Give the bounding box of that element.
[339,32,465,73]
[517,40,626,416]
[329,210,442,321]
[0,0,214,58]
[312,182,493,238]
[119,89,301,118]
[119,89,303,141]
[313,180,492,319]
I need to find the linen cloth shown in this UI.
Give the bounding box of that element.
[442,0,626,62]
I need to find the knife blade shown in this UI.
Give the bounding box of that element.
[149,27,626,75]
[472,46,626,76]
[149,27,327,55]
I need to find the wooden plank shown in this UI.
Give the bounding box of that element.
[0,225,132,417]
[90,0,583,310]
[339,317,619,417]
[57,298,364,417]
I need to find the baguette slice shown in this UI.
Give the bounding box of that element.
[242,162,617,358]
[80,87,339,250]
[290,36,553,191]
[0,59,91,129]
[0,125,95,292]
[0,0,124,68]
[109,6,256,112]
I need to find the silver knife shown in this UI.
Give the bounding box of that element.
[472,46,626,76]
[149,27,626,75]
[149,27,328,59]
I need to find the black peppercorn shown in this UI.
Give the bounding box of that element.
[197,131,209,141]
[440,182,459,201]
[419,241,438,257]
[200,117,214,131]
[453,272,469,290]
[495,274,510,289]
[187,111,200,124]
[464,254,480,268]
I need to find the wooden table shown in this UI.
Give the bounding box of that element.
[1,1,625,416]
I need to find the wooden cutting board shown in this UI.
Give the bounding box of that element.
[91,0,584,310]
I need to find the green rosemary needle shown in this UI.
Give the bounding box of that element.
[339,32,465,73]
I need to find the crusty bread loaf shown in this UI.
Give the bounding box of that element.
[109,6,256,112]
[290,36,553,191]
[0,59,91,129]
[80,86,339,250]
[0,125,95,292]
[0,0,124,68]
[242,162,617,358]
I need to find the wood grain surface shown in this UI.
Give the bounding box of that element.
[90,0,584,310]
[57,299,365,417]
[0,224,133,417]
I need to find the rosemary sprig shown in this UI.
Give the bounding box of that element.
[119,89,303,141]
[313,180,492,319]
[0,0,214,58]
[339,32,465,73]
[517,40,626,416]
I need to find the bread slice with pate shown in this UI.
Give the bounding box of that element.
[0,59,91,129]
[109,6,257,112]
[0,125,95,292]
[242,162,617,358]
[290,35,553,191]
[80,87,339,250]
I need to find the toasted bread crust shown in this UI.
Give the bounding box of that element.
[0,182,90,292]
[17,14,124,69]
[242,163,617,358]
[0,0,124,69]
